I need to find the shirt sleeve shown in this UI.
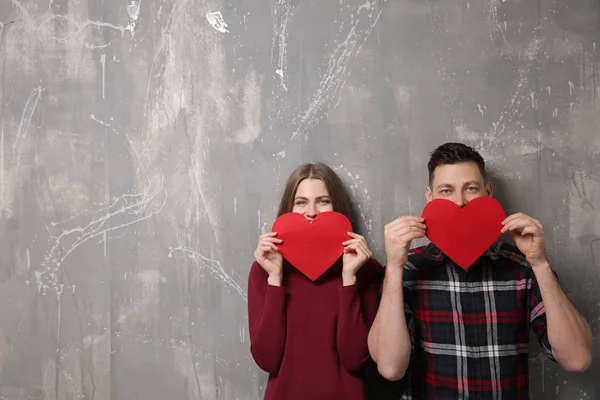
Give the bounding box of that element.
[529,270,556,362]
[247,262,287,373]
[336,258,382,372]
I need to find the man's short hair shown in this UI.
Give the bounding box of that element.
[428,142,487,185]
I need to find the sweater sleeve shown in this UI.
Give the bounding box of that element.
[248,262,287,373]
[336,259,382,372]
[529,269,556,362]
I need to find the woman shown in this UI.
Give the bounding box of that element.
[248,162,382,400]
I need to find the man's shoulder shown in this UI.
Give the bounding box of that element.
[406,243,444,270]
[408,244,433,257]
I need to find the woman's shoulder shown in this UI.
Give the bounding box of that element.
[364,257,384,271]
[358,258,384,283]
[249,261,268,278]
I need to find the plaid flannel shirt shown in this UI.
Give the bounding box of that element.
[399,241,555,400]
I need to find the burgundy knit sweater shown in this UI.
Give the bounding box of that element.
[248,258,382,400]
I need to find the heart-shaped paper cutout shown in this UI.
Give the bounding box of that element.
[272,211,352,281]
[421,197,506,270]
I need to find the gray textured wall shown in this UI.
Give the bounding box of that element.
[0,0,598,399]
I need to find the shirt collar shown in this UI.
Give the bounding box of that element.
[420,241,500,266]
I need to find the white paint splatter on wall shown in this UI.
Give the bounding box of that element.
[206,11,229,33]
[291,0,382,139]
[127,0,141,33]
[272,0,294,92]
[168,247,247,301]
[35,175,167,295]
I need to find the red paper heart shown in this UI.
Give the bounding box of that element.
[421,197,506,270]
[272,211,352,281]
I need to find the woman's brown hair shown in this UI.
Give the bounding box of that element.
[277,163,353,223]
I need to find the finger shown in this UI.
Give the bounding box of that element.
[258,246,277,257]
[405,230,426,241]
[502,213,526,225]
[347,232,369,248]
[351,241,370,259]
[386,216,425,229]
[356,235,368,246]
[387,221,427,233]
[389,230,424,243]
[391,226,426,238]
[259,232,278,238]
[346,232,363,239]
[398,216,425,223]
[501,222,520,233]
[342,238,360,246]
[502,214,520,226]
[507,223,537,235]
[501,218,534,233]
[255,249,268,261]
[258,232,278,244]
[344,242,359,253]
[502,212,539,226]
[346,240,364,253]
[262,237,283,244]
[261,243,279,253]
[506,220,536,233]
[387,219,426,229]
[356,241,372,258]
[349,236,369,248]
[520,226,539,236]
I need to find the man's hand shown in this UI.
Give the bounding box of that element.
[384,216,426,267]
[501,213,547,266]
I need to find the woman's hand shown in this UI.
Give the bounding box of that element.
[254,232,284,285]
[342,232,373,285]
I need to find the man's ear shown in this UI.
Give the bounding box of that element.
[425,186,433,203]
[485,181,494,197]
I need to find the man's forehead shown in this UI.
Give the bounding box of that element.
[433,163,482,175]
[435,180,482,188]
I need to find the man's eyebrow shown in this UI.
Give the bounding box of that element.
[436,183,453,190]
[464,181,481,186]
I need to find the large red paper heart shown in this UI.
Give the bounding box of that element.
[421,197,506,270]
[272,211,352,281]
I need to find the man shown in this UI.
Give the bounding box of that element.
[368,142,592,399]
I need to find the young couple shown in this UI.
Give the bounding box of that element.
[248,142,593,400]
